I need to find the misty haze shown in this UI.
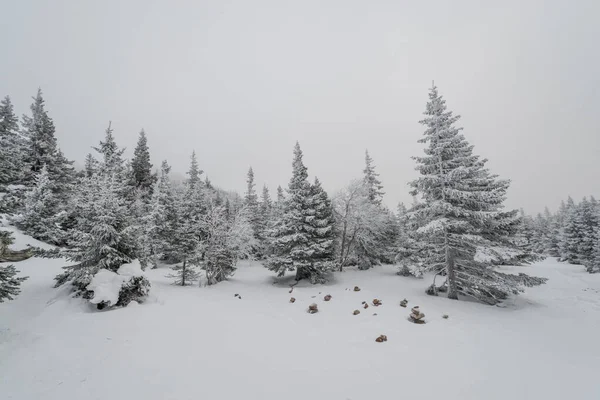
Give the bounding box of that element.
[1,1,599,400]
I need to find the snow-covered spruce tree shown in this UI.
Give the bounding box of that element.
[559,197,581,264]
[0,264,28,302]
[130,129,156,197]
[586,236,600,274]
[256,185,273,253]
[549,201,569,257]
[363,150,385,205]
[20,89,59,184]
[166,152,206,284]
[19,89,76,202]
[84,153,97,177]
[502,210,545,265]
[407,84,546,305]
[93,122,126,176]
[0,95,25,188]
[577,197,598,264]
[358,151,398,267]
[244,167,262,255]
[200,203,253,285]
[264,143,333,283]
[0,95,27,213]
[138,161,178,269]
[52,173,149,307]
[532,212,549,255]
[12,165,64,245]
[298,177,335,282]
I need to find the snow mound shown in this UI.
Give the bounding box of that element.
[86,269,129,305]
[87,260,146,306]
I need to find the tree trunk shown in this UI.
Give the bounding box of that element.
[446,248,458,300]
[339,221,348,271]
[181,258,186,286]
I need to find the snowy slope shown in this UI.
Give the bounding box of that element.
[1,256,599,400]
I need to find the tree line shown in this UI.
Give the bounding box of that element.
[1,85,593,308]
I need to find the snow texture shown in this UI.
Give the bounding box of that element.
[1,256,599,400]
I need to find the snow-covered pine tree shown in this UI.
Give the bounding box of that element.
[0,95,24,188]
[578,197,598,264]
[84,153,97,177]
[298,177,335,282]
[201,204,240,285]
[363,150,384,205]
[12,165,64,244]
[139,161,178,269]
[532,212,549,255]
[559,197,581,264]
[53,172,148,305]
[256,185,272,252]
[506,210,545,265]
[20,89,59,185]
[264,143,331,283]
[166,153,206,284]
[0,264,28,302]
[244,167,262,254]
[130,129,156,196]
[586,236,600,274]
[407,84,546,305]
[186,151,203,189]
[93,122,126,176]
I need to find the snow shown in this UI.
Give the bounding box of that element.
[2,257,600,400]
[0,217,55,250]
[116,260,144,277]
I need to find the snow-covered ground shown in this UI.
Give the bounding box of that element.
[1,243,600,399]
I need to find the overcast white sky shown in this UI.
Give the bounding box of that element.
[1,0,598,213]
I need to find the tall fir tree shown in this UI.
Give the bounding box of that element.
[406,84,546,305]
[186,151,202,189]
[559,197,580,263]
[20,89,58,184]
[12,165,64,245]
[244,167,262,252]
[299,177,335,282]
[53,173,146,302]
[0,95,24,187]
[84,153,97,177]
[265,143,332,283]
[93,122,126,175]
[130,129,156,194]
[578,197,598,264]
[139,161,178,268]
[363,150,385,205]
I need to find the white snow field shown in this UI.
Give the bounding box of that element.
[1,241,600,399]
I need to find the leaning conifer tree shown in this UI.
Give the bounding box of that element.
[407,84,546,305]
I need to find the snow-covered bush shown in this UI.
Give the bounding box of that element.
[86,261,150,310]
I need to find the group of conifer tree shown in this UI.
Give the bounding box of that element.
[3,85,595,307]
[516,197,600,274]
